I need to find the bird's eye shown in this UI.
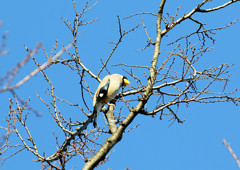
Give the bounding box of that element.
[122,77,130,86]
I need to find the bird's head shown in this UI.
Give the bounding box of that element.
[122,76,130,86]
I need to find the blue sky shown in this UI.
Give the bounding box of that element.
[0,0,240,170]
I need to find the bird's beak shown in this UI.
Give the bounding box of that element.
[123,79,130,86]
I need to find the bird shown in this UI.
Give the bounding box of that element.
[92,74,130,128]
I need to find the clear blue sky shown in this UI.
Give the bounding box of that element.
[0,0,240,170]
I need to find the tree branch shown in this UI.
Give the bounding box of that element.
[82,0,167,169]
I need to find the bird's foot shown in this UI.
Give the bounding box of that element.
[106,103,115,108]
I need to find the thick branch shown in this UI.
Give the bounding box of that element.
[82,0,166,169]
[104,106,118,134]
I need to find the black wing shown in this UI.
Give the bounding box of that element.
[96,79,110,101]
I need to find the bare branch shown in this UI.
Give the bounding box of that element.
[97,16,140,77]
[198,0,240,12]
[161,0,239,36]
[123,12,157,20]
[82,1,167,169]
[0,42,73,93]
[223,139,240,168]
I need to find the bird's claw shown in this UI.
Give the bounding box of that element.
[106,103,115,108]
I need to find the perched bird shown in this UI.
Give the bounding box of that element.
[92,74,130,128]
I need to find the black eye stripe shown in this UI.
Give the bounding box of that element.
[122,76,127,82]
[122,76,128,85]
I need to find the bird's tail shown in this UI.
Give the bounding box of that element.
[93,103,103,128]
